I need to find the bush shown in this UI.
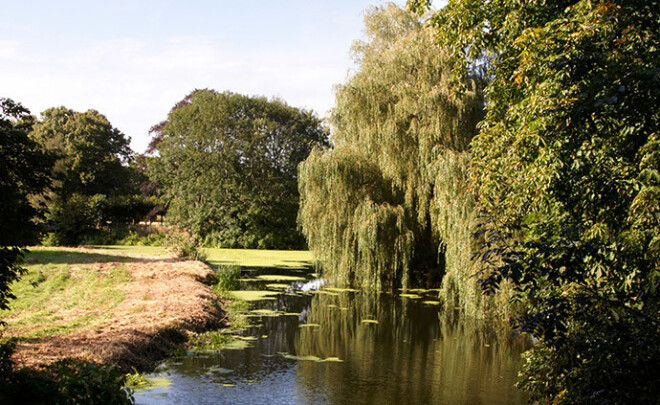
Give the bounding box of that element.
[165,228,206,260]
[212,265,241,292]
[0,345,134,405]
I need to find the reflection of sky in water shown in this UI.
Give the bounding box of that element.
[136,269,528,405]
[135,360,327,405]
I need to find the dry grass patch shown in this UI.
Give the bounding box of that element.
[1,247,225,371]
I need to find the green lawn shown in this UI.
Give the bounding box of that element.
[202,248,314,269]
[2,249,132,338]
[83,245,315,269]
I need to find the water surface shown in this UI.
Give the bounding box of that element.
[136,269,528,404]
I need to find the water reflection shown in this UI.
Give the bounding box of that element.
[137,282,528,405]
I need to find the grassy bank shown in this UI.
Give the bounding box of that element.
[1,247,223,371]
[1,246,315,368]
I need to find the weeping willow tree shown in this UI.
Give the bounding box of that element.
[298,3,488,308]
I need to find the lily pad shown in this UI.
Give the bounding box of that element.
[400,294,422,299]
[309,290,339,296]
[422,300,440,305]
[361,319,379,324]
[265,283,290,290]
[247,309,281,317]
[236,336,258,341]
[222,339,252,351]
[282,354,344,362]
[283,312,301,316]
[256,275,306,282]
[324,287,360,293]
[205,366,233,375]
[229,290,280,301]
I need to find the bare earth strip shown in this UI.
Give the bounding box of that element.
[8,247,226,371]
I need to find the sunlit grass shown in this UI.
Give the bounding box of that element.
[203,248,314,269]
[1,250,132,338]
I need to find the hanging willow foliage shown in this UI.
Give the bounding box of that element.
[298,3,488,301]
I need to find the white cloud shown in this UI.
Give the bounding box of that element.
[0,34,348,152]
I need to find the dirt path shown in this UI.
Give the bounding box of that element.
[10,247,226,371]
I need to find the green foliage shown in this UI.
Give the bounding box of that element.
[298,4,485,293]
[165,228,206,260]
[29,106,149,245]
[211,265,242,292]
[0,98,52,311]
[147,89,328,250]
[0,346,133,405]
[421,0,660,401]
[30,107,135,199]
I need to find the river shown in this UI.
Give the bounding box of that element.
[135,267,528,404]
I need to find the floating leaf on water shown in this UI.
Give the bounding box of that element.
[328,304,338,308]
[309,273,320,278]
[222,383,236,387]
[206,366,233,374]
[256,275,306,282]
[229,290,280,302]
[248,309,281,317]
[236,336,258,341]
[130,376,172,392]
[422,300,440,305]
[324,287,360,293]
[283,312,301,316]
[261,335,268,338]
[222,339,252,350]
[339,307,348,311]
[299,323,320,328]
[361,319,379,324]
[400,294,422,299]
[484,344,491,347]
[309,290,339,296]
[265,283,290,290]
[282,354,343,362]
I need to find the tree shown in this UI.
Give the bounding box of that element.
[298,4,487,297]
[30,107,135,199]
[30,107,142,245]
[416,0,660,401]
[0,98,51,310]
[147,89,328,249]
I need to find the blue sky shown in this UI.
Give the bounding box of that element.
[1,0,410,152]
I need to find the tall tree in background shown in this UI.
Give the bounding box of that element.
[413,0,660,401]
[298,4,487,297]
[0,98,51,310]
[30,107,141,245]
[148,89,328,249]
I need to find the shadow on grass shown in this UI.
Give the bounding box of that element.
[23,249,177,266]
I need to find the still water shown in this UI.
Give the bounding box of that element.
[136,269,528,405]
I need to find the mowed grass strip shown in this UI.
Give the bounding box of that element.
[1,250,132,339]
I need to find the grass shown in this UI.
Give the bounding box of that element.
[1,250,132,338]
[85,245,170,257]
[203,248,314,269]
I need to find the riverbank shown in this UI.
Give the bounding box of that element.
[1,247,227,371]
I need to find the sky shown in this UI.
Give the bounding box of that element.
[1,0,410,153]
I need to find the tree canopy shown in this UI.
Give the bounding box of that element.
[30,107,135,199]
[413,0,660,402]
[30,107,145,245]
[148,89,328,249]
[0,98,51,310]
